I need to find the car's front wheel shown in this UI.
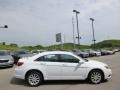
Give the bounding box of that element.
[88,70,103,84]
[26,71,43,87]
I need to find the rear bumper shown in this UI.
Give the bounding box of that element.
[15,68,26,80]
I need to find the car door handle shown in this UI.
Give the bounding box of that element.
[62,64,67,66]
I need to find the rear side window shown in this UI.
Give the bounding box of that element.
[35,56,45,61]
[44,54,59,62]
[35,54,59,62]
[60,54,79,63]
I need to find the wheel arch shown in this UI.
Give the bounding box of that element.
[25,69,44,80]
[87,68,105,80]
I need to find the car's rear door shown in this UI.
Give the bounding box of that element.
[35,54,62,80]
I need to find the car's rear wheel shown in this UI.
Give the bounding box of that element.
[88,70,103,84]
[26,71,43,87]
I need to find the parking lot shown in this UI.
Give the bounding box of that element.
[0,52,120,90]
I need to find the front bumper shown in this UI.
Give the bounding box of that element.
[104,69,112,80]
[0,61,14,67]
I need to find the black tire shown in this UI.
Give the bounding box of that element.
[26,71,43,87]
[88,70,103,84]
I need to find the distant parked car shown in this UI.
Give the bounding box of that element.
[91,50,101,56]
[97,50,113,56]
[12,50,34,64]
[83,50,96,57]
[0,50,14,67]
[105,50,114,55]
[71,50,89,58]
[96,50,107,56]
[112,49,120,53]
[85,50,101,57]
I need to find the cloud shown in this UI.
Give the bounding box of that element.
[0,0,119,45]
[77,0,119,18]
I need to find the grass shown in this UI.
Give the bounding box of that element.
[46,43,91,50]
[94,39,120,48]
[0,39,120,51]
[0,45,20,50]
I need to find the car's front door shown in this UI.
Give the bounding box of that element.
[60,54,87,80]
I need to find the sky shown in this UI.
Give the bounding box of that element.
[0,0,120,46]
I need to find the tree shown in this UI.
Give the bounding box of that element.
[10,43,18,47]
[2,42,6,45]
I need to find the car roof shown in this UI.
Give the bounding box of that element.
[39,51,73,55]
[19,51,83,62]
[30,51,74,59]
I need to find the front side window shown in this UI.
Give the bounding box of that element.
[60,54,79,63]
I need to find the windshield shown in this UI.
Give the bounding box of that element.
[0,51,8,55]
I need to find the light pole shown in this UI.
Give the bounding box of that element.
[73,10,80,49]
[90,18,96,50]
[0,25,8,45]
[72,15,75,49]
[0,25,8,28]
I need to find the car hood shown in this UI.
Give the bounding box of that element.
[84,59,107,67]
[0,55,13,60]
[80,52,88,54]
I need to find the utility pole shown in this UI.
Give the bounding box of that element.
[90,18,96,50]
[72,15,75,49]
[73,10,81,49]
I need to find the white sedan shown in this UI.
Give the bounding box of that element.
[15,51,112,86]
[0,50,14,67]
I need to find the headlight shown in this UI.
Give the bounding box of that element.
[105,65,109,69]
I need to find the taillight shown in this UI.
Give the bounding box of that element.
[17,62,24,66]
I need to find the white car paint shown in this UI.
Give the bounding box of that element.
[91,50,101,56]
[15,51,112,82]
